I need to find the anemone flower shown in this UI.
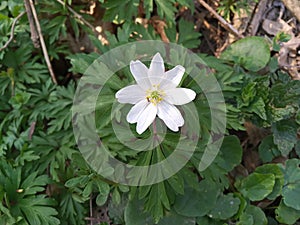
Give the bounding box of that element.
[116,53,196,134]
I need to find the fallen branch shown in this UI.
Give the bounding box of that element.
[0,11,26,51]
[281,0,300,23]
[197,0,244,39]
[28,0,58,84]
[24,0,39,48]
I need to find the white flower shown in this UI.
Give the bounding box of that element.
[115,53,196,134]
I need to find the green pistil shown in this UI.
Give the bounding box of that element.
[146,90,164,105]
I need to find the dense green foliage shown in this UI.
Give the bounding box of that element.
[0,0,299,224]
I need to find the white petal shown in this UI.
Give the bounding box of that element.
[164,88,196,105]
[127,100,149,123]
[116,85,145,104]
[136,103,157,134]
[164,65,185,87]
[157,101,184,131]
[148,53,165,77]
[130,60,151,90]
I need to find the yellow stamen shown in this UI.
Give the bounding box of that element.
[146,88,164,105]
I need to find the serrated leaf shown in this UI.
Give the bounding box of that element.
[68,53,99,74]
[177,19,201,48]
[249,97,267,120]
[59,192,86,225]
[167,174,184,195]
[155,0,176,23]
[272,119,298,156]
[18,196,60,225]
[103,0,139,23]
[143,182,170,223]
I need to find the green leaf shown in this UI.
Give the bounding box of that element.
[112,188,121,205]
[21,173,50,196]
[237,205,267,225]
[124,198,154,225]
[249,97,267,120]
[155,0,176,23]
[59,192,86,225]
[65,175,89,188]
[82,181,93,198]
[68,53,99,74]
[18,195,60,225]
[296,140,300,158]
[270,80,300,108]
[282,159,300,210]
[213,136,243,172]
[177,19,201,48]
[174,179,219,217]
[201,136,243,188]
[208,193,240,220]
[237,172,275,201]
[238,82,256,107]
[258,135,281,163]
[143,182,171,223]
[96,193,108,206]
[167,174,184,195]
[220,36,270,72]
[196,216,225,225]
[275,200,300,225]
[255,164,284,200]
[103,0,139,23]
[271,119,298,156]
[158,210,195,225]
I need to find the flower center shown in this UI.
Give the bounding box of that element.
[146,87,164,105]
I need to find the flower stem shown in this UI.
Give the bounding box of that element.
[152,118,160,144]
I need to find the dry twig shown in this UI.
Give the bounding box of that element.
[56,0,96,32]
[197,0,244,39]
[0,12,26,51]
[28,0,58,84]
[24,0,39,47]
[248,0,268,35]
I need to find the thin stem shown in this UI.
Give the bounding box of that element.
[152,118,161,145]
[55,0,96,32]
[197,0,244,39]
[152,118,157,136]
[0,12,26,51]
[28,0,58,84]
[89,194,93,225]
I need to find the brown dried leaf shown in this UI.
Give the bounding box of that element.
[262,18,293,36]
[278,36,300,80]
[149,16,170,43]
